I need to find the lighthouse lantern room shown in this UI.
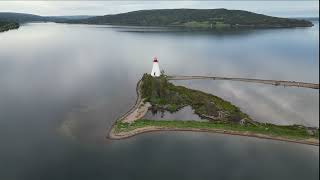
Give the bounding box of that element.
[151,57,161,77]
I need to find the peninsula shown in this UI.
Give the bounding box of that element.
[70,9,313,28]
[109,74,319,146]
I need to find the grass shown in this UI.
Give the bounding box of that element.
[115,119,319,140]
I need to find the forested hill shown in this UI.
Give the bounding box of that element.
[0,12,46,22]
[70,9,313,28]
[0,21,19,32]
[0,12,92,23]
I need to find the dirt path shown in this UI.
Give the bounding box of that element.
[116,80,145,122]
[122,101,151,123]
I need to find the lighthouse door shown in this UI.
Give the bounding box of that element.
[154,72,156,76]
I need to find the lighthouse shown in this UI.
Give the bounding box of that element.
[151,57,161,77]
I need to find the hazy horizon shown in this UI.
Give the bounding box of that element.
[0,1,319,18]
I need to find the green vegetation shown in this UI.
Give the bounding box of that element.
[72,9,313,28]
[1,10,313,29]
[0,12,45,23]
[0,21,19,32]
[141,73,249,122]
[0,12,92,23]
[112,74,319,143]
[115,119,319,140]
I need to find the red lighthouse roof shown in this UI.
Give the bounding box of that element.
[153,57,158,62]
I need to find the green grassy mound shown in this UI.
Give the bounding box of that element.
[115,119,319,140]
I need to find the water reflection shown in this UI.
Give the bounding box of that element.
[144,106,208,121]
[173,80,319,127]
[0,22,318,139]
[0,22,318,180]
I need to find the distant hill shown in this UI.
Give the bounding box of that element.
[0,10,314,28]
[0,12,46,22]
[70,9,313,28]
[44,15,93,22]
[0,12,92,23]
[295,17,319,21]
[47,15,93,20]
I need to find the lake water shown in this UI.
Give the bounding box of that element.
[144,106,208,121]
[0,22,318,180]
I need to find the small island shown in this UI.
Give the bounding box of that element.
[109,74,319,146]
[72,9,313,28]
[0,21,19,32]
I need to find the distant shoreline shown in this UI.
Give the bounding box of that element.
[168,75,319,89]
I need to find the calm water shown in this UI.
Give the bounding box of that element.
[0,22,318,180]
[144,106,207,121]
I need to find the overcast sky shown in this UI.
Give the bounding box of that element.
[0,1,318,17]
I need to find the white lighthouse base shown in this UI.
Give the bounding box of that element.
[151,62,161,77]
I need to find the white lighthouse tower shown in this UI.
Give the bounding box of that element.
[151,57,161,77]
